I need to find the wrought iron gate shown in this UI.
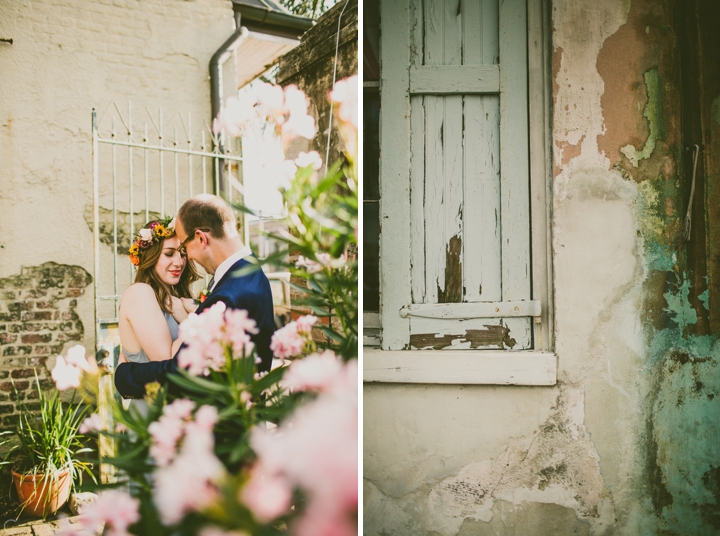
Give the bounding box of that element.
[91,104,245,354]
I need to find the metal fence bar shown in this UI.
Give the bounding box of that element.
[201,131,207,194]
[95,138,243,161]
[159,108,165,217]
[128,103,134,282]
[92,109,101,356]
[144,124,149,222]
[174,127,179,214]
[188,114,193,198]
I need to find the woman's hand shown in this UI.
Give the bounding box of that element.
[170,296,190,324]
[181,298,198,314]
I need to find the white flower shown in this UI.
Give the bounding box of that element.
[138,228,153,242]
[295,151,323,171]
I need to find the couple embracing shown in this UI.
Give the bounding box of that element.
[115,194,275,404]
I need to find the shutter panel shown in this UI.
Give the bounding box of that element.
[380,0,535,351]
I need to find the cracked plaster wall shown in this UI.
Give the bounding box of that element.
[0,0,237,350]
[365,0,719,534]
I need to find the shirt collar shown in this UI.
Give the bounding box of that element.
[210,245,252,291]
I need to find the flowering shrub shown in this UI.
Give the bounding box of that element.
[53,77,357,535]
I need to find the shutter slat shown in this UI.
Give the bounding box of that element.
[409,65,500,94]
[400,300,541,319]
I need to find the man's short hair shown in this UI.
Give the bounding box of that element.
[177,194,236,239]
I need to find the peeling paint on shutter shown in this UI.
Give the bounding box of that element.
[381,0,535,351]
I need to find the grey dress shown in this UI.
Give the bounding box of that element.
[124,311,179,414]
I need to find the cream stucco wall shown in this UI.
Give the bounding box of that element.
[0,0,237,357]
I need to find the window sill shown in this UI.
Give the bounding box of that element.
[363,349,557,385]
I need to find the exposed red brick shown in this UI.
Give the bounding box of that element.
[21,334,52,344]
[0,381,27,392]
[11,369,37,379]
[0,333,17,345]
[22,311,52,321]
[23,289,47,299]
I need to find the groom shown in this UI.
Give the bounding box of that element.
[114,194,276,399]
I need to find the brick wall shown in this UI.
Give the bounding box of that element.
[0,263,92,426]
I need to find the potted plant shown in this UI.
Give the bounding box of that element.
[8,375,94,518]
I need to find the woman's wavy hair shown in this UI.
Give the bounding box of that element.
[134,221,200,314]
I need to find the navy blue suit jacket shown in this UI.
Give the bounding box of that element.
[114,255,275,399]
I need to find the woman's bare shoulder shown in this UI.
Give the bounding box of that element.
[121,283,157,306]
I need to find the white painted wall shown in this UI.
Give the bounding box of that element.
[0,0,237,352]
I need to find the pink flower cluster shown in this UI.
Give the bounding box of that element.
[55,490,139,536]
[329,75,358,131]
[51,345,98,391]
[178,302,258,376]
[153,404,225,525]
[244,353,358,536]
[281,350,344,393]
[79,413,105,434]
[213,83,317,146]
[148,399,196,466]
[269,315,317,360]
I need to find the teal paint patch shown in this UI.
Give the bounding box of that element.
[700,289,710,312]
[622,69,667,167]
[649,337,720,535]
[643,276,720,534]
[664,277,698,329]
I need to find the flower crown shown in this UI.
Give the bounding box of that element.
[128,216,175,266]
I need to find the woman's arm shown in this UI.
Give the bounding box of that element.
[122,284,174,362]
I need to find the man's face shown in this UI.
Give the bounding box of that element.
[175,219,199,261]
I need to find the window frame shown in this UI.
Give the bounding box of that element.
[363,0,556,385]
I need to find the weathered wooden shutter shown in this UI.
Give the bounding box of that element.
[380,0,538,351]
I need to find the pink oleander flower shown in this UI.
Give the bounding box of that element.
[79,413,105,434]
[154,405,224,525]
[281,350,343,393]
[148,399,196,467]
[295,255,323,274]
[213,94,257,137]
[71,490,139,536]
[51,355,81,391]
[241,468,292,523]
[295,314,318,335]
[224,308,258,357]
[64,345,96,373]
[178,302,231,375]
[282,113,316,142]
[249,358,358,536]
[329,75,358,130]
[294,151,323,171]
[269,321,305,359]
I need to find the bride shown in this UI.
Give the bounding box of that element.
[118,217,199,409]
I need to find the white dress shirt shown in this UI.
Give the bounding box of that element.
[209,245,252,292]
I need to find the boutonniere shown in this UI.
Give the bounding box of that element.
[197,288,210,304]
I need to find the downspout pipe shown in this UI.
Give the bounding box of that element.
[210,13,249,197]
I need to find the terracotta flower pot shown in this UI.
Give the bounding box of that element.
[12,469,71,517]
